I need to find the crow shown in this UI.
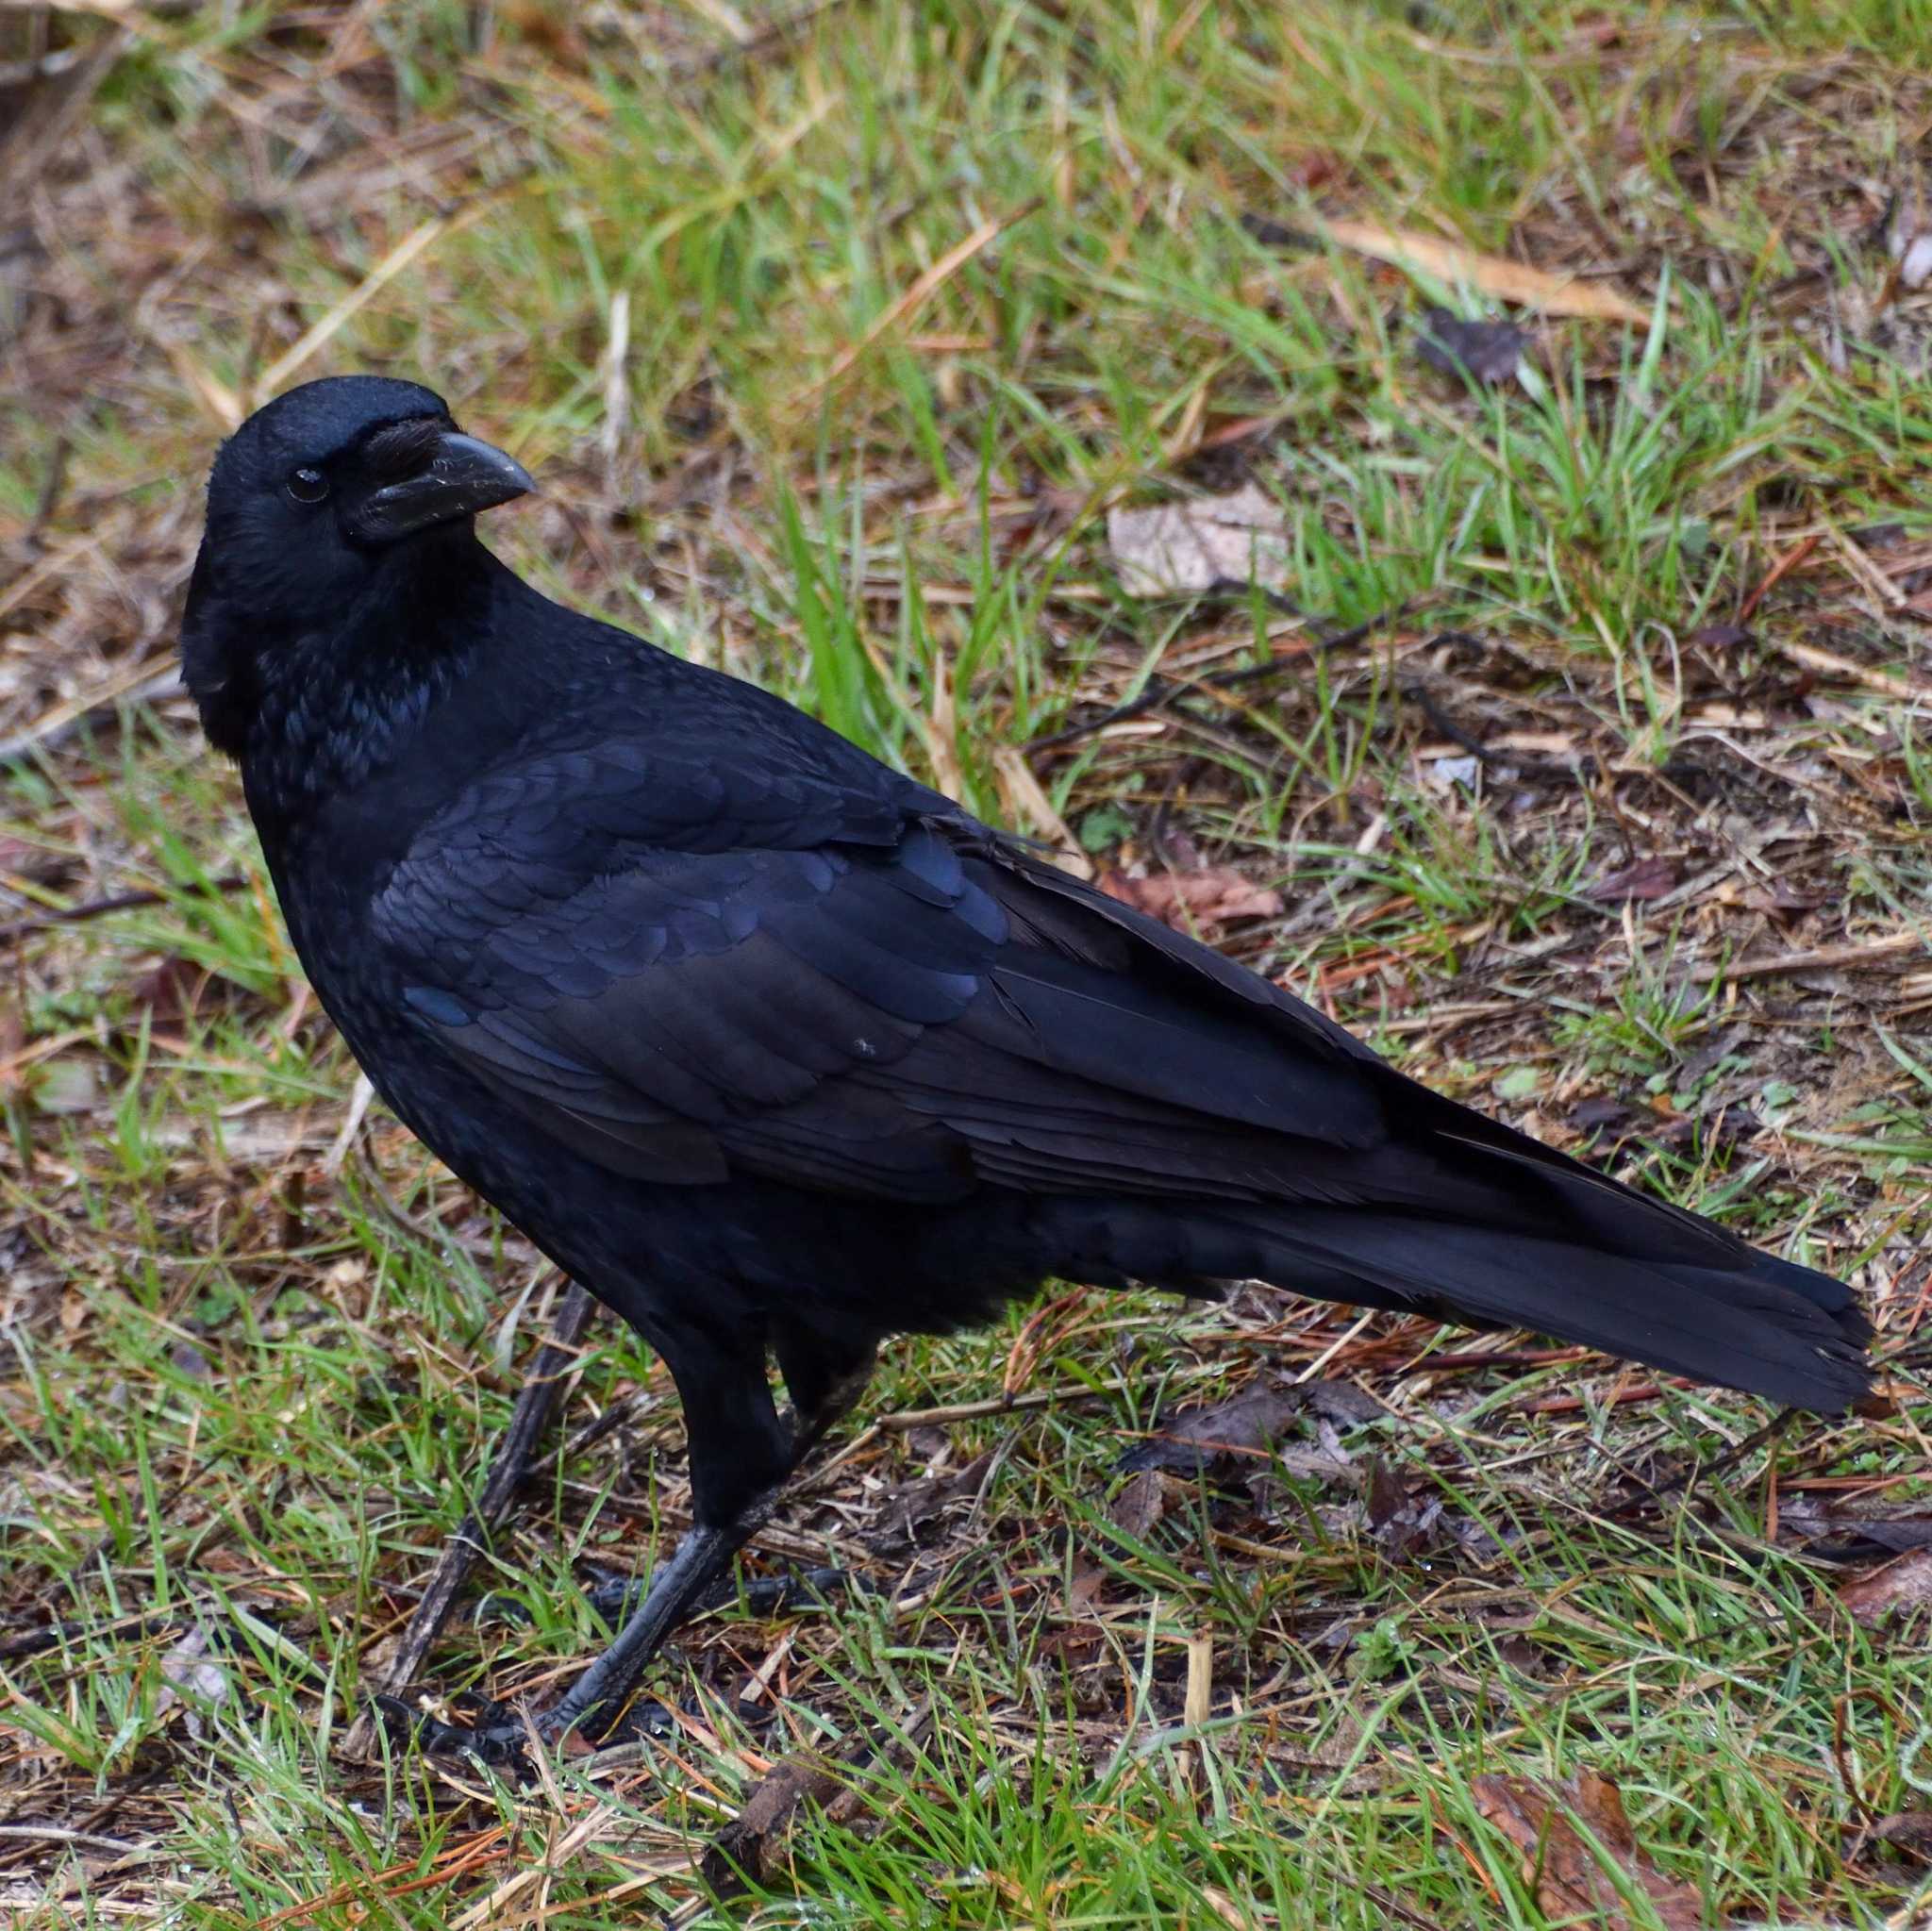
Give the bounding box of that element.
[181,375,1870,1749]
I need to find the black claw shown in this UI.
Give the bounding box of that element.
[371,1692,536,1773]
[580,1562,851,1627]
[587,1693,679,1745]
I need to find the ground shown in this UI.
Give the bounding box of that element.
[3,2,1932,1925]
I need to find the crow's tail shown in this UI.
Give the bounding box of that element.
[1043,1198,1870,1413]
[1235,1210,1871,1411]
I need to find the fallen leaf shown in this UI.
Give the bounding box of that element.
[868,1450,994,1555]
[1108,1468,1170,1540]
[1863,1811,1932,1863]
[0,835,72,885]
[1741,880,1831,917]
[1195,1883,1254,1928]
[1899,235,1932,291]
[169,1340,214,1381]
[1587,855,1680,902]
[1416,308,1528,383]
[1312,217,1653,325]
[1303,1379,1389,1425]
[1472,1773,1712,1930]
[1686,623,1755,651]
[1780,1499,1932,1563]
[992,745,1094,880]
[1423,754,1481,790]
[129,955,221,1029]
[1101,865,1284,929]
[501,0,590,68]
[31,1057,99,1116]
[1569,1095,1638,1136]
[1065,1559,1106,1610]
[704,1701,934,1895]
[1107,482,1291,596]
[704,1750,845,1892]
[1365,1458,1445,1560]
[1837,1547,1932,1626]
[156,1627,228,1741]
[1119,1382,1304,1476]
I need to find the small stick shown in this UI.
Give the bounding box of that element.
[875,1376,1135,1429]
[343,1279,599,1756]
[0,873,247,949]
[1024,602,1402,754]
[1686,930,1924,983]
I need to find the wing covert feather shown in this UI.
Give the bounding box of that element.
[372,770,1401,1201]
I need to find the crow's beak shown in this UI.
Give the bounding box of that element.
[350,431,534,541]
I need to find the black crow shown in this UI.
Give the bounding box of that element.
[181,375,1870,1748]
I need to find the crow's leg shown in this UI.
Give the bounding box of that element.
[774,1324,877,1444]
[354,1279,595,1759]
[539,1331,877,1745]
[405,1330,878,1763]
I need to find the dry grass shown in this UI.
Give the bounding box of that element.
[3,3,1932,1925]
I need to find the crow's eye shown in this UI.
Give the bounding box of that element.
[287,467,329,505]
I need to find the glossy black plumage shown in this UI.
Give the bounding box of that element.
[182,377,1870,1739]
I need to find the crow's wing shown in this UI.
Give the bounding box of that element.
[370,754,1407,1205]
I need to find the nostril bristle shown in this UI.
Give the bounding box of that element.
[362,417,447,479]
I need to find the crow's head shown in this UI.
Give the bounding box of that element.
[183,375,532,752]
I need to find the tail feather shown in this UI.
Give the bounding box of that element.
[1033,1197,1870,1413]
[1239,1212,1869,1411]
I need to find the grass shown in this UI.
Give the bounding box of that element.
[4,0,1932,1923]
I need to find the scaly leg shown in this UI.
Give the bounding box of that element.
[540,1334,877,1743]
[413,1331,875,1763]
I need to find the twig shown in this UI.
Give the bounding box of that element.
[798,199,1041,403]
[342,1279,598,1756]
[1738,531,1822,623]
[877,1377,1133,1428]
[26,436,70,547]
[1686,931,1924,984]
[0,1826,144,1857]
[0,1606,183,1663]
[0,873,246,949]
[1769,634,1924,703]
[1402,647,1583,786]
[1024,602,1403,754]
[323,1073,376,1178]
[0,661,183,767]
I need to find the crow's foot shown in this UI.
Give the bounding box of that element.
[374,1692,536,1772]
[371,1686,677,1772]
[580,1562,849,1627]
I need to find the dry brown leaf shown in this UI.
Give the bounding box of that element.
[1472,1773,1713,1930]
[1864,1811,1932,1863]
[1313,217,1652,325]
[1108,1468,1169,1539]
[1416,308,1528,383]
[1587,855,1680,903]
[703,1749,844,1891]
[1837,1546,1932,1626]
[991,744,1094,880]
[1106,482,1291,595]
[1119,1382,1304,1476]
[704,1701,935,1895]
[1101,864,1284,929]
